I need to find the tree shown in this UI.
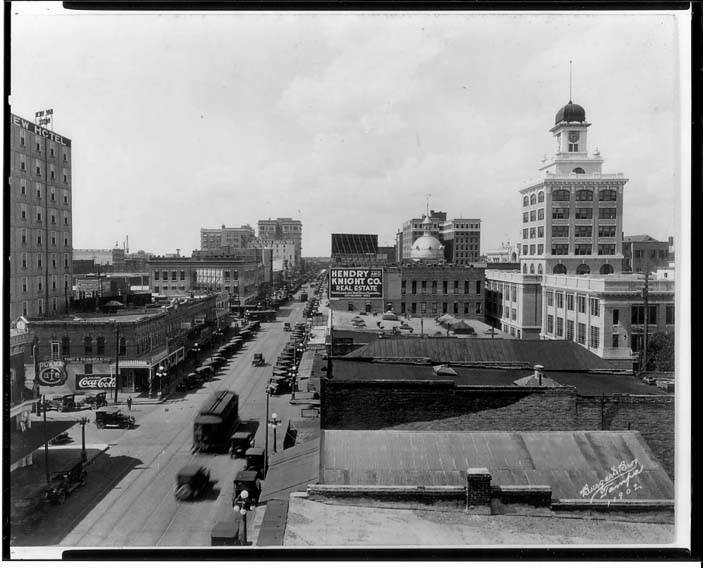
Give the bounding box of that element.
[639,330,675,373]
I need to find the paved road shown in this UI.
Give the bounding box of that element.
[12,297,311,549]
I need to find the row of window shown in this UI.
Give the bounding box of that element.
[547,226,618,238]
[18,206,70,226]
[17,229,70,247]
[18,275,70,294]
[546,244,616,256]
[399,301,483,315]
[16,160,69,182]
[17,137,69,162]
[550,207,617,220]
[401,280,483,295]
[546,317,601,349]
[551,189,617,202]
[522,209,545,222]
[16,183,70,204]
[523,192,545,206]
[50,336,127,359]
[17,253,70,270]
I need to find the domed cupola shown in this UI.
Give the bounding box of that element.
[555,100,586,124]
[411,213,445,262]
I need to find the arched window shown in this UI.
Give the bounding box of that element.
[572,167,586,174]
[576,263,591,275]
[61,337,70,357]
[553,189,570,201]
[537,264,543,274]
[530,194,537,205]
[529,264,535,274]
[523,196,529,206]
[575,189,593,201]
[599,189,617,201]
[119,337,127,356]
[553,263,567,274]
[522,263,528,273]
[96,336,105,355]
[599,263,614,274]
[537,191,544,203]
[84,336,93,355]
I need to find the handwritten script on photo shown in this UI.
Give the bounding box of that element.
[580,458,645,503]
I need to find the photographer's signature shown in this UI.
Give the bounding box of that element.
[580,458,644,503]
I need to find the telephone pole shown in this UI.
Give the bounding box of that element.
[641,267,649,376]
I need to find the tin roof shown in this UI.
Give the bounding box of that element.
[320,430,673,502]
[331,359,662,396]
[259,439,320,503]
[343,338,619,371]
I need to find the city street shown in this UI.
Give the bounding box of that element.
[12,296,312,548]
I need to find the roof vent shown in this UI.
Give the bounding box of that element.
[433,364,458,376]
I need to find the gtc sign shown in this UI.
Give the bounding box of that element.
[329,268,383,298]
[75,374,116,390]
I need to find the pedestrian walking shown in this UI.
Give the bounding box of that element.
[127,396,132,412]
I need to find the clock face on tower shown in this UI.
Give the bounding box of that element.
[568,131,580,143]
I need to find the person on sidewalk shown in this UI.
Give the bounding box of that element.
[126,396,132,412]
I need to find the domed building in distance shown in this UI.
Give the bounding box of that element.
[410,214,445,262]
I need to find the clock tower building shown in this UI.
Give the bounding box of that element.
[518,100,627,277]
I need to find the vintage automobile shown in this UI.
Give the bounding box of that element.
[95,406,135,429]
[283,322,291,332]
[233,469,262,505]
[252,353,265,367]
[43,462,87,505]
[174,465,211,500]
[46,394,82,412]
[245,446,265,476]
[228,420,258,459]
[83,391,108,409]
[212,356,228,369]
[196,365,214,380]
[49,431,72,445]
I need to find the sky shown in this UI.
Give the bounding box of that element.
[9,5,689,257]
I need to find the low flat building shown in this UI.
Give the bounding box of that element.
[485,270,543,339]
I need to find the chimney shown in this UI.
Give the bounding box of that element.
[534,364,544,386]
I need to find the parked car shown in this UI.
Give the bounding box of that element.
[95,406,135,429]
[196,365,214,380]
[252,353,265,367]
[83,391,108,409]
[233,469,262,505]
[174,465,211,500]
[43,462,87,505]
[283,322,291,332]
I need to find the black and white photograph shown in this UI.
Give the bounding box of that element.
[4,2,692,560]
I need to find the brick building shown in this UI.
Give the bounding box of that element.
[26,294,228,397]
[321,338,674,478]
[9,113,73,320]
[622,234,672,274]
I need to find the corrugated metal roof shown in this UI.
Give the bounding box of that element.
[320,430,673,502]
[331,359,664,396]
[344,338,618,370]
[259,438,320,503]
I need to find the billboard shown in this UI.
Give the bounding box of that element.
[38,361,67,386]
[329,268,383,298]
[75,374,116,390]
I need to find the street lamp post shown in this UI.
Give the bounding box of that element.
[79,416,89,463]
[232,489,253,545]
[268,412,282,454]
[156,365,167,396]
[42,396,50,484]
[113,321,120,404]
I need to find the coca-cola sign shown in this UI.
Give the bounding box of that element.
[75,374,115,390]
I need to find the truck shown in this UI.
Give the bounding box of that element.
[229,420,259,458]
[193,390,239,453]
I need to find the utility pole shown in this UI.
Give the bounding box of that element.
[114,323,120,404]
[641,266,649,377]
[43,396,50,483]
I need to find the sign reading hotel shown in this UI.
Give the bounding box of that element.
[329,268,383,298]
[11,113,71,147]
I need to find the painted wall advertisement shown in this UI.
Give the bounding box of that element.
[37,361,68,386]
[329,268,383,298]
[75,374,116,390]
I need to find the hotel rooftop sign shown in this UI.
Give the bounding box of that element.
[11,113,71,147]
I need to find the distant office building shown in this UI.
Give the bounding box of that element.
[622,234,672,273]
[257,239,296,273]
[147,255,266,306]
[9,112,73,320]
[485,241,520,263]
[257,218,302,266]
[401,210,480,263]
[200,224,256,254]
[401,210,446,260]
